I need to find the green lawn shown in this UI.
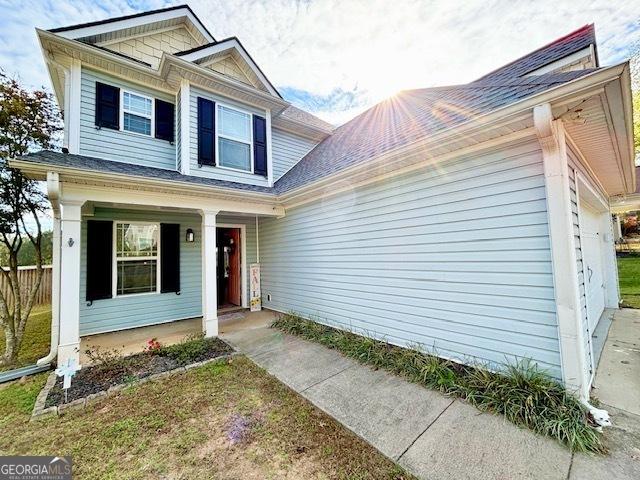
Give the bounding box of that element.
[0,358,413,480]
[0,305,51,371]
[617,256,640,308]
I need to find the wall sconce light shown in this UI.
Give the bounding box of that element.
[186,228,195,243]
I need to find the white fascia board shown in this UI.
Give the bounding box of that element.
[178,39,280,98]
[52,7,214,43]
[525,48,593,76]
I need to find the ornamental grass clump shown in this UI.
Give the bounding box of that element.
[272,313,606,454]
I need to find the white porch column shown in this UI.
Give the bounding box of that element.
[58,200,83,365]
[534,103,588,400]
[613,214,623,242]
[201,210,219,337]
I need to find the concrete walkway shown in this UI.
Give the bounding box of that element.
[222,310,640,480]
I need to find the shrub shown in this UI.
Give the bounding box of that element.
[158,334,232,366]
[272,313,606,454]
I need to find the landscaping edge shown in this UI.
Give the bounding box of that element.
[31,353,239,420]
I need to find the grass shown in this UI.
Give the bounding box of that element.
[272,314,606,454]
[617,256,640,308]
[0,305,51,371]
[0,357,414,480]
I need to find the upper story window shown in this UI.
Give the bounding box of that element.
[197,96,268,177]
[122,91,153,136]
[217,105,252,172]
[94,82,174,142]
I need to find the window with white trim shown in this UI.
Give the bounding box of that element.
[114,222,159,296]
[217,104,252,172]
[122,91,153,136]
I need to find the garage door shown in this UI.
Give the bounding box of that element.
[580,202,605,331]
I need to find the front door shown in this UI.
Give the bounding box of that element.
[216,227,241,308]
[227,229,241,306]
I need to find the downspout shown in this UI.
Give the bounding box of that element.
[37,172,61,366]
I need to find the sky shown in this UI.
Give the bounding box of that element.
[0,0,638,126]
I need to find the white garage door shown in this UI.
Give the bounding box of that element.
[580,202,605,331]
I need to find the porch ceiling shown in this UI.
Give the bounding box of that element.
[554,73,634,197]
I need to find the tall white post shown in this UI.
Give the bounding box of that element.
[179,79,191,176]
[613,214,623,241]
[201,210,219,337]
[67,58,81,154]
[534,103,588,400]
[58,200,83,365]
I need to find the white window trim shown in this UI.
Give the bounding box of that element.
[112,221,161,298]
[215,102,254,174]
[120,89,155,138]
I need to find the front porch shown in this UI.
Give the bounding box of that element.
[80,309,278,363]
[48,175,284,366]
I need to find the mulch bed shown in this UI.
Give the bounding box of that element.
[46,337,233,407]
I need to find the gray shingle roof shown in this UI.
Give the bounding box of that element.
[275,105,335,132]
[21,26,601,196]
[17,150,274,194]
[273,69,596,193]
[475,24,596,81]
[17,70,595,196]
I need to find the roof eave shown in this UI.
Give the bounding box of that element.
[278,63,630,205]
[9,158,279,204]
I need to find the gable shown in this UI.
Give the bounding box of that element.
[476,24,597,81]
[176,38,281,98]
[98,26,201,69]
[204,55,264,90]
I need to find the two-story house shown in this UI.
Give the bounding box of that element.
[11,5,635,402]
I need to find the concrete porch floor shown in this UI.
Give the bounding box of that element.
[80,309,277,363]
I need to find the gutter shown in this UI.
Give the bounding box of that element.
[36,172,61,366]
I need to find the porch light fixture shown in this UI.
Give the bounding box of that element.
[186,228,195,243]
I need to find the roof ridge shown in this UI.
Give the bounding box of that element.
[48,4,216,42]
[474,24,595,81]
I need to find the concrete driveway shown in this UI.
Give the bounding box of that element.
[222,309,640,480]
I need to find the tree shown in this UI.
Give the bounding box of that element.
[0,72,61,366]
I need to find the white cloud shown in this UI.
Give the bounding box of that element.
[0,0,638,125]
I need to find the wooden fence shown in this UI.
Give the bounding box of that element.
[0,266,52,307]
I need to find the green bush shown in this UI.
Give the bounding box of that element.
[158,334,232,365]
[272,313,605,453]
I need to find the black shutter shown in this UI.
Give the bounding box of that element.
[155,99,175,142]
[160,223,180,294]
[197,97,215,166]
[253,115,267,176]
[95,82,120,130]
[86,220,113,302]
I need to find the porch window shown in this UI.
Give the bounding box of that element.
[122,91,153,136]
[217,104,252,172]
[114,222,159,296]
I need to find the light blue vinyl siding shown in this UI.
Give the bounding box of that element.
[79,208,202,335]
[79,68,176,169]
[259,139,562,377]
[272,128,318,181]
[189,87,269,186]
[79,210,259,335]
